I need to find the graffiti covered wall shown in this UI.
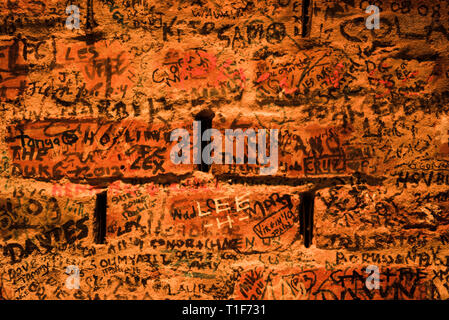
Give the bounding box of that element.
[1,0,449,300]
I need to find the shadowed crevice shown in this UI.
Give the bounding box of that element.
[302,0,312,37]
[194,109,215,173]
[300,191,315,248]
[94,191,107,244]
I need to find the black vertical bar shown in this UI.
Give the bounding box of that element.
[95,191,107,244]
[302,0,312,37]
[194,110,215,173]
[86,0,98,31]
[300,191,315,248]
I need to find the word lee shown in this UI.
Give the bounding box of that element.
[173,193,252,230]
[170,121,279,175]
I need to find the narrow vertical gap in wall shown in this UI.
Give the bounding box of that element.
[194,110,215,172]
[300,191,315,248]
[94,191,107,244]
[86,0,98,31]
[302,0,312,37]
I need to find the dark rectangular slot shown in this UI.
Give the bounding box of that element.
[195,111,214,173]
[300,191,315,248]
[86,0,98,31]
[94,191,107,244]
[302,0,312,37]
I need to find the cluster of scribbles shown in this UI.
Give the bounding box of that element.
[0,0,449,301]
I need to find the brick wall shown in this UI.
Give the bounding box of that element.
[0,0,449,300]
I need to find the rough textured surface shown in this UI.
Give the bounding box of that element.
[1,0,449,300]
